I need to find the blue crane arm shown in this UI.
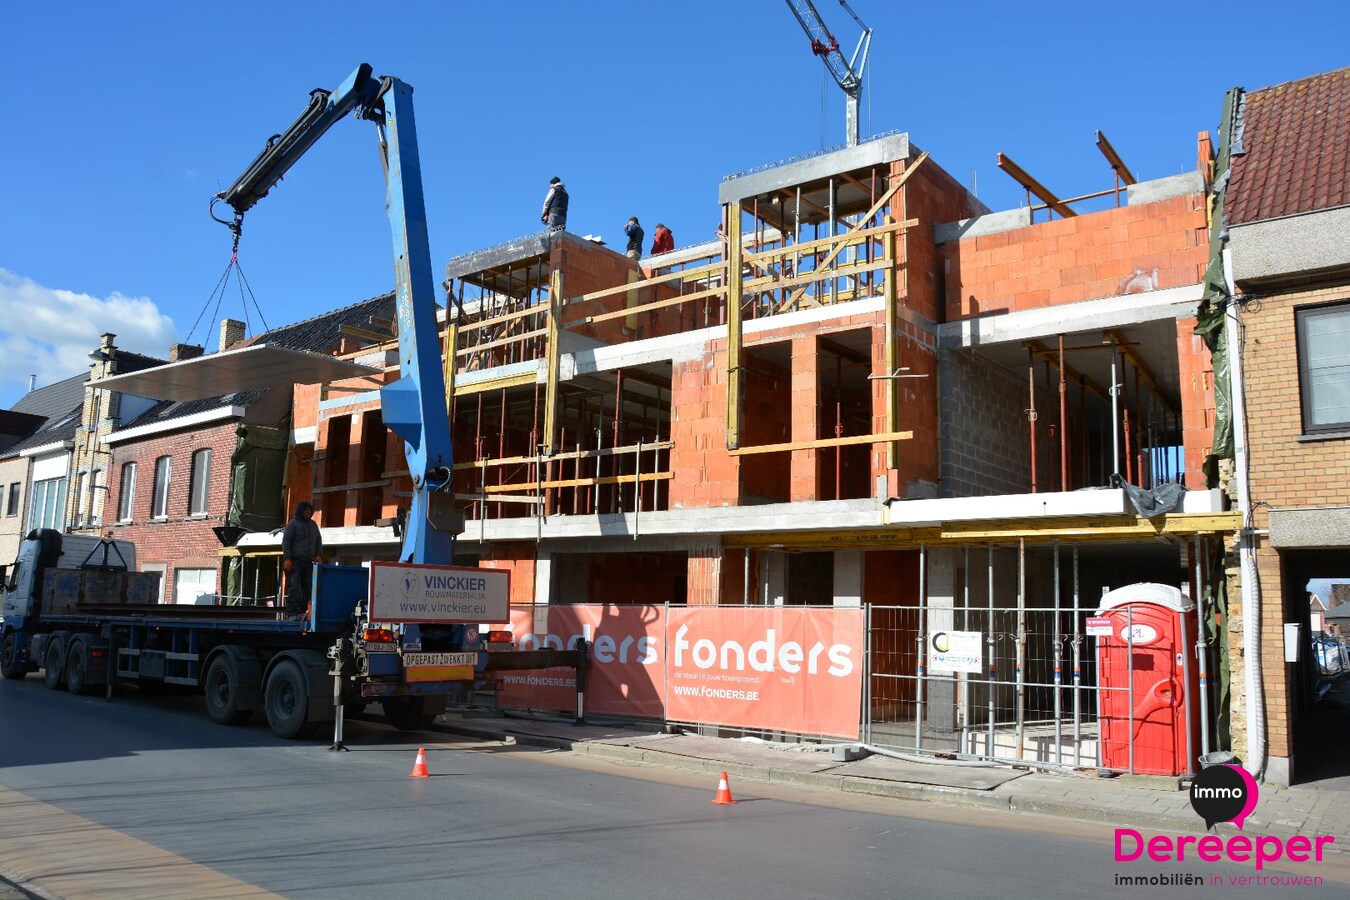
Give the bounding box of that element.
[215,64,456,567]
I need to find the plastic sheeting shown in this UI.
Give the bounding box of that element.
[224,421,288,600]
[1194,87,1243,487]
[1111,474,1186,518]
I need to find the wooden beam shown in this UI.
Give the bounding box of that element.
[484,471,672,493]
[1095,131,1137,185]
[743,219,916,265]
[312,479,391,495]
[728,430,912,456]
[996,152,1077,218]
[884,213,899,469]
[455,325,548,358]
[452,441,673,471]
[780,152,929,310]
[443,323,457,416]
[726,201,744,450]
[340,324,395,344]
[543,268,562,455]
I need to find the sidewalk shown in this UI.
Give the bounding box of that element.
[432,710,1349,851]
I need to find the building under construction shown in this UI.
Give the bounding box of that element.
[234,126,1234,769]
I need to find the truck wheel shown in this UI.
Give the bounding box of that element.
[65,638,94,695]
[383,696,437,731]
[264,659,317,739]
[43,636,67,691]
[204,655,253,726]
[1,633,27,680]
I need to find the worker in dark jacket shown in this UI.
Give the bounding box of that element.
[624,217,644,259]
[541,177,568,232]
[282,501,323,617]
[651,223,674,255]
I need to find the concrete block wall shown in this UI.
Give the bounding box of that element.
[938,350,1040,497]
[107,421,239,603]
[943,194,1208,320]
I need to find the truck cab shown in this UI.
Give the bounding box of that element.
[2,529,138,627]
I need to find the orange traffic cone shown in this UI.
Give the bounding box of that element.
[711,770,737,805]
[410,747,430,778]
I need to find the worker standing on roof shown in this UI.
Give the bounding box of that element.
[651,223,674,255]
[541,177,568,232]
[624,217,644,260]
[282,501,323,619]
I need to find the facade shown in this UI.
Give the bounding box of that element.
[237,128,1235,766]
[109,299,396,604]
[1213,66,1350,785]
[0,374,87,566]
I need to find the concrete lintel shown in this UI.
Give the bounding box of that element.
[718,133,911,205]
[1227,206,1350,288]
[1126,171,1204,206]
[444,231,555,281]
[938,284,1203,350]
[475,498,884,544]
[1268,506,1350,549]
[934,208,1032,245]
[888,488,1130,526]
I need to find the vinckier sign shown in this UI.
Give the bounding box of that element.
[369,562,510,624]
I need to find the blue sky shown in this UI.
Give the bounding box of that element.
[3,1,1347,409]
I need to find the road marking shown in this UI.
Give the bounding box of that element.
[0,785,277,899]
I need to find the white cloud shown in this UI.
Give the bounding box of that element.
[0,268,178,406]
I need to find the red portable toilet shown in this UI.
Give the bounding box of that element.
[1095,583,1200,776]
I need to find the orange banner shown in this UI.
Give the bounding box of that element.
[665,607,863,739]
[496,605,864,739]
[497,605,666,718]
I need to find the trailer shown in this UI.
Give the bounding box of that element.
[1,530,585,739]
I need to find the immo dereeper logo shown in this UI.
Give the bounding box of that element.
[1189,764,1260,830]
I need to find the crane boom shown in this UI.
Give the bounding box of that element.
[784,0,872,146]
[214,64,456,567]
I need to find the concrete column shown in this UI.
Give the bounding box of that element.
[761,551,788,606]
[533,548,552,605]
[833,550,863,607]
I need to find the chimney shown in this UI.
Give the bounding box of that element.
[219,319,247,352]
[169,343,205,362]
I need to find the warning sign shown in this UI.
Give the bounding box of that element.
[928,630,982,674]
[1085,616,1113,637]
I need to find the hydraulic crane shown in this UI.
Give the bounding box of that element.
[784,0,873,147]
[214,63,456,567]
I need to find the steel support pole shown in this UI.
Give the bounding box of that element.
[1016,538,1026,760]
[1110,337,1120,476]
[915,543,927,752]
[987,542,995,760]
[1053,540,1062,766]
[1195,534,1212,759]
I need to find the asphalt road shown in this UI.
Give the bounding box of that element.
[1,678,1344,899]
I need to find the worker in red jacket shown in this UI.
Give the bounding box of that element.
[651,223,674,255]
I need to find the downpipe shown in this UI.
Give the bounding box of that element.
[1224,247,1266,779]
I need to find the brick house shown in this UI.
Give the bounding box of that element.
[1212,65,1350,785]
[105,296,394,605]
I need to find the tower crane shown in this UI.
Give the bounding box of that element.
[784,0,873,147]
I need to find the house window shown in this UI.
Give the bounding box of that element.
[5,483,18,517]
[118,463,137,522]
[27,477,67,531]
[152,456,172,519]
[189,449,211,516]
[92,468,106,525]
[1298,302,1350,434]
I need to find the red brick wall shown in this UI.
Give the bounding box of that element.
[944,194,1208,320]
[900,158,984,323]
[479,541,536,606]
[107,421,240,603]
[669,348,740,508]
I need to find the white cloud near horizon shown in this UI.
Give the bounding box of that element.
[0,268,178,407]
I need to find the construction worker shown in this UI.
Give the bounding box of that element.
[624,216,644,260]
[541,177,568,232]
[282,501,323,618]
[651,222,674,255]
